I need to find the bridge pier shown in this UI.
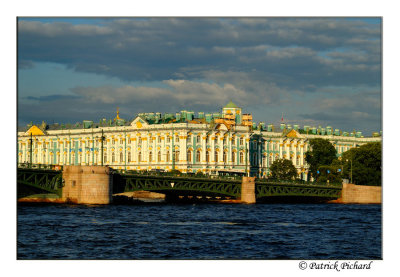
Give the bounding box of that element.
[241,177,256,204]
[62,166,113,204]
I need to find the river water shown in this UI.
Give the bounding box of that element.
[17,203,381,259]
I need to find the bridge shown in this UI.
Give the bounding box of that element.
[17,165,342,204]
[17,165,63,198]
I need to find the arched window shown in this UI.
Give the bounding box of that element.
[166,151,170,162]
[112,152,115,163]
[215,150,219,162]
[197,135,201,143]
[149,151,153,162]
[127,152,131,162]
[206,151,210,163]
[120,152,124,163]
[240,152,244,164]
[196,150,201,162]
[223,151,227,163]
[232,151,235,163]
[138,151,142,163]
[175,150,180,162]
[175,135,180,143]
[187,150,192,162]
[158,151,161,162]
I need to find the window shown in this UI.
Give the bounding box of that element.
[296,156,300,166]
[138,137,142,144]
[166,151,170,162]
[104,139,107,146]
[112,139,115,145]
[206,151,210,163]
[223,137,227,145]
[79,153,82,164]
[120,138,123,144]
[240,138,244,146]
[158,136,161,143]
[197,135,201,143]
[253,153,257,164]
[232,137,236,145]
[269,156,273,166]
[215,150,219,162]
[128,152,131,163]
[120,152,124,163]
[262,156,266,167]
[43,153,46,164]
[196,150,201,162]
[138,151,142,163]
[176,135,180,143]
[72,152,76,164]
[112,152,115,163]
[223,151,227,163]
[187,135,191,142]
[158,151,161,162]
[232,151,235,163]
[175,150,180,162]
[149,151,153,162]
[187,150,192,162]
[206,136,209,144]
[240,152,244,164]
[167,136,171,143]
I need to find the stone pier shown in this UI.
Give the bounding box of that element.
[329,183,381,204]
[241,177,256,204]
[62,165,113,204]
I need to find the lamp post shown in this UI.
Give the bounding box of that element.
[346,158,353,184]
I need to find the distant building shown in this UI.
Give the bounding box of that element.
[17,102,381,179]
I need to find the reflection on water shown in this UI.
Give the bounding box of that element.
[17,203,381,259]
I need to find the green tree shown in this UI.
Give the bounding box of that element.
[341,142,381,186]
[316,165,342,184]
[269,158,298,181]
[305,138,337,179]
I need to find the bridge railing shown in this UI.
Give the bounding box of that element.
[18,163,63,171]
[112,169,243,181]
[255,178,342,187]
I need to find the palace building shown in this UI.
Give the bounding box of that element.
[17,101,381,179]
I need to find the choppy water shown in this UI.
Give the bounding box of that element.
[17,203,381,259]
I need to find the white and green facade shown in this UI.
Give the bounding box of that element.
[17,102,381,179]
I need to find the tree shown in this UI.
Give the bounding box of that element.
[305,138,337,179]
[341,142,381,186]
[269,158,298,181]
[316,165,342,184]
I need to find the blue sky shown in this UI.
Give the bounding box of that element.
[18,17,381,135]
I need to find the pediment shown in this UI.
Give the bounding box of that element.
[215,123,229,131]
[130,116,149,129]
[25,125,45,136]
[285,129,303,138]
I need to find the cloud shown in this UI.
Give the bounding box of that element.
[18,18,381,88]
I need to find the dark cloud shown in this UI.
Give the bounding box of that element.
[18,18,381,87]
[17,17,382,134]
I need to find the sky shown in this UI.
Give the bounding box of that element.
[17,17,382,135]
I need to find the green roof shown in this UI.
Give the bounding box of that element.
[224,101,238,109]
